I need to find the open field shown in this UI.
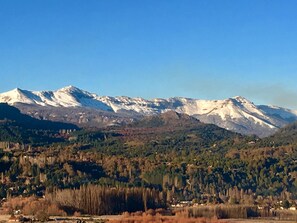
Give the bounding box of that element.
[2,214,297,223]
[0,214,120,222]
[0,215,9,222]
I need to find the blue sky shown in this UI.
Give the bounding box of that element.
[1,0,297,108]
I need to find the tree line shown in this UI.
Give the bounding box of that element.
[46,184,166,215]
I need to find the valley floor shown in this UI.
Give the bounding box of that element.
[0,214,121,222]
[1,214,297,222]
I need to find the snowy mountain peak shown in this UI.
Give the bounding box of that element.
[0,88,36,104]
[14,87,22,92]
[1,86,297,137]
[231,96,251,103]
[10,87,26,96]
[58,85,83,93]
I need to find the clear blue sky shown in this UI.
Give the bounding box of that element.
[1,0,297,108]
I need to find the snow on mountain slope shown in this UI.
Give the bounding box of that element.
[0,86,113,111]
[1,86,297,137]
[258,105,297,120]
[0,88,40,105]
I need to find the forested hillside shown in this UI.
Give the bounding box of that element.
[0,112,297,216]
[0,103,78,144]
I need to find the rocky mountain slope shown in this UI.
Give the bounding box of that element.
[1,86,297,137]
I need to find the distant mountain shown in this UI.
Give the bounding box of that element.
[1,86,297,137]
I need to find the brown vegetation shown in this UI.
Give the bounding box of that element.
[109,210,227,223]
[0,196,66,221]
[46,184,166,215]
[187,205,259,219]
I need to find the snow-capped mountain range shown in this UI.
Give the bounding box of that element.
[1,85,297,137]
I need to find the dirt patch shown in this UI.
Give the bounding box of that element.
[0,215,10,222]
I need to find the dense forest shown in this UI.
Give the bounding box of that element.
[1,105,297,216]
